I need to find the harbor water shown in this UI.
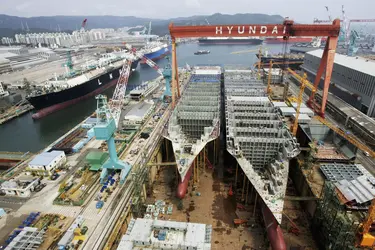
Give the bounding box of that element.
[0,43,286,152]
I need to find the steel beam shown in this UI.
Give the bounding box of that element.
[284,196,319,201]
[169,20,340,38]
[146,162,177,166]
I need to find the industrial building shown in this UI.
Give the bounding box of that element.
[27,150,66,176]
[4,227,45,250]
[0,177,40,197]
[13,31,106,48]
[117,218,212,250]
[302,49,375,117]
[0,82,9,98]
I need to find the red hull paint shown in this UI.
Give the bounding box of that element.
[0,159,20,163]
[176,164,193,199]
[200,42,262,45]
[265,37,312,44]
[140,52,169,64]
[266,37,328,44]
[261,203,287,250]
[32,78,118,119]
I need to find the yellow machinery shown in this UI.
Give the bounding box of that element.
[267,60,273,94]
[253,61,304,68]
[230,48,261,54]
[291,73,308,136]
[286,68,317,136]
[68,169,90,196]
[287,68,375,159]
[358,199,375,247]
[60,169,90,200]
[230,47,264,79]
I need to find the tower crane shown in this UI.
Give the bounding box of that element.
[341,5,349,44]
[358,199,375,247]
[142,55,172,102]
[147,21,152,43]
[347,30,360,56]
[62,51,74,76]
[125,43,172,102]
[287,68,316,136]
[80,18,87,32]
[325,6,332,22]
[93,48,135,184]
[93,43,172,184]
[287,68,375,158]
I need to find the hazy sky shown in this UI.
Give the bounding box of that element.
[1,0,374,22]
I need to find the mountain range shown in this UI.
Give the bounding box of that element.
[0,13,285,37]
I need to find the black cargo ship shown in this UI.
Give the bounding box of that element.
[199,37,263,45]
[27,59,140,119]
[194,50,210,55]
[256,53,304,69]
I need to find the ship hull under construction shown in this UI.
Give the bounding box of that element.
[164,66,222,198]
[224,69,300,249]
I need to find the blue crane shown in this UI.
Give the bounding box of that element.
[347,30,360,56]
[130,44,172,102]
[93,52,134,184]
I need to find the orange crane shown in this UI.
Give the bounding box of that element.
[267,60,273,94]
[314,116,375,158]
[286,68,317,136]
[358,199,375,247]
[287,69,375,158]
[230,48,261,54]
[231,47,267,80]
[169,18,340,250]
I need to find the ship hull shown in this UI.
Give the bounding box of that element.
[141,45,172,63]
[198,39,263,45]
[28,59,140,119]
[255,53,304,69]
[265,37,312,44]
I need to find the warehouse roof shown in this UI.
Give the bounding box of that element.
[86,151,108,171]
[335,175,375,205]
[29,150,64,166]
[307,49,375,77]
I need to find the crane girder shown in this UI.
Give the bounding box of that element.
[169,19,341,38]
[287,68,316,92]
[142,55,163,76]
[125,42,164,76]
[109,60,132,126]
[314,116,375,158]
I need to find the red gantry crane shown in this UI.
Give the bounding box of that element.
[169,18,340,118]
[168,18,341,250]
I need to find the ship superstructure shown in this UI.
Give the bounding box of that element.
[141,41,171,62]
[164,66,221,197]
[128,76,163,101]
[224,70,300,223]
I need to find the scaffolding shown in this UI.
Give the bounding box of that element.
[312,181,361,250]
[130,154,149,218]
[165,67,221,185]
[224,69,300,223]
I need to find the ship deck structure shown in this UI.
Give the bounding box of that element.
[164,66,221,198]
[224,69,300,223]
